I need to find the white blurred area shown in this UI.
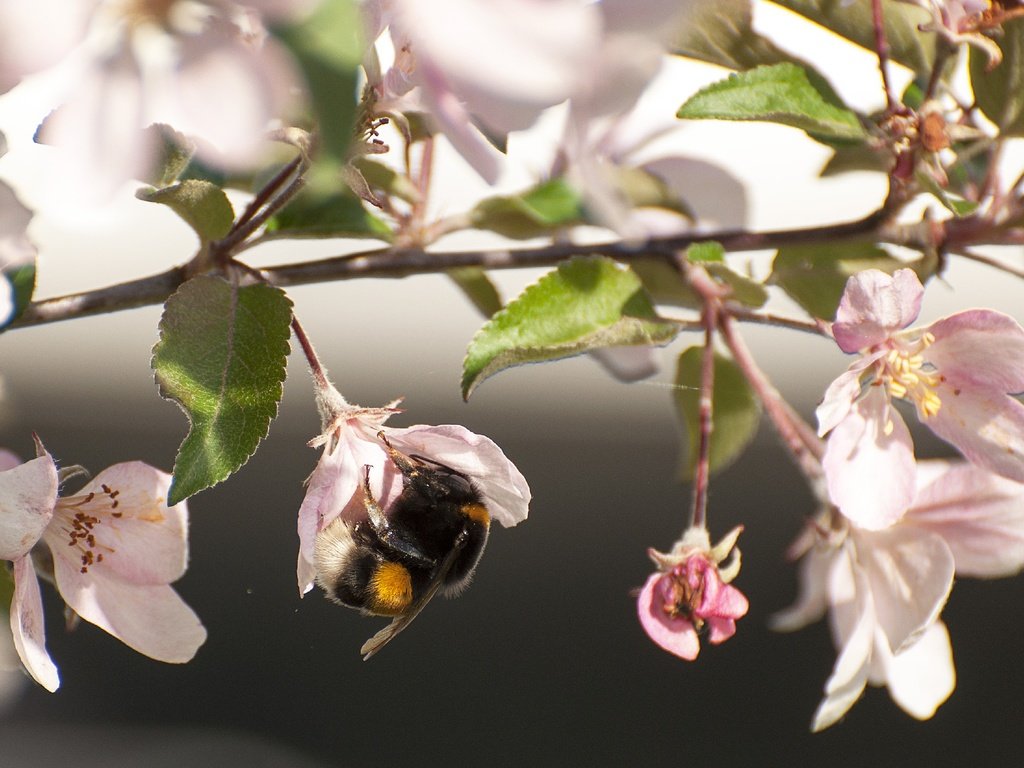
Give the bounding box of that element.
[0,0,1021,442]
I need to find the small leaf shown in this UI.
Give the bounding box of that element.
[470,178,584,239]
[141,124,196,189]
[352,158,421,205]
[970,18,1024,137]
[820,143,891,176]
[678,63,867,142]
[674,347,761,477]
[1,264,35,329]
[687,242,725,263]
[462,257,677,398]
[447,267,503,317]
[137,180,234,243]
[705,263,769,308]
[770,243,928,319]
[153,275,293,504]
[916,172,979,218]
[265,160,392,240]
[673,0,798,70]
[274,0,362,162]
[769,0,935,72]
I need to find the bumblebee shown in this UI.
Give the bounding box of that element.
[314,432,490,659]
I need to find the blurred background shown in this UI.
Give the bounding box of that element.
[2,3,1024,766]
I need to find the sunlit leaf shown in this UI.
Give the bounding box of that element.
[153,276,292,504]
[462,257,677,398]
[137,180,234,243]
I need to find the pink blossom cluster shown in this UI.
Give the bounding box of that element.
[779,269,1024,729]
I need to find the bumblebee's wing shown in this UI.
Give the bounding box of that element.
[360,527,470,660]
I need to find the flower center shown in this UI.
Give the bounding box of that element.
[659,567,706,632]
[57,484,123,573]
[878,332,943,419]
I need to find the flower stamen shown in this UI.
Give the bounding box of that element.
[879,332,943,419]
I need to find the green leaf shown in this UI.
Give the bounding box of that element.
[275,0,362,162]
[820,143,891,176]
[470,178,584,239]
[705,263,769,307]
[631,248,768,309]
[687,242,725,263]
[768,0,935,73]
[970,18,1024,137]
[673,0,798,70]
[1,264,35,329]
[462,257,677,398]
[152,275,293,504]
[678,63,867,142]
[137,180,235,243]
[916,172,979,218]
[265,160,391,240]
[770,243,920,319]
[141,124,196,188]
[0,562,13,610]
[447,267,503,317]
[352,158,421,205]
[674,347,761,478]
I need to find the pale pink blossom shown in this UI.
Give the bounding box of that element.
[297,393,530,595]
[817,269,1024,527]
[0,444,206,691]
[899,0,1019,67]
[773,459,1024,729]
[637,525,748,660]
[0,0,98,93]
[29,0,303,201]
[362,0,601,183]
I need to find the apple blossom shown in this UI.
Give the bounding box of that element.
[637,525,748,661]
[361,0,600,183]
[773,459,1024,730]
[899,0,1023,67]
[297,392,531,596]
[1,444,206,691]
[817,268,1024,527]
[29,0,303,201]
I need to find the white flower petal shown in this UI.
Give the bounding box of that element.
[53,555,206,663]
[823,388,916,530]
[880,621,955,720]
[927,384,1024,483]
[832,269,923,352]
[385,424,531,527]
[770,544,833,633]
[854,525,954,654]
[0,453,58,561]
[815,353,879,436]
[813,593,873,731]
[9,556,58,692]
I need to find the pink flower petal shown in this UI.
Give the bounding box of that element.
[172,18,300,169]
[832,269,923,353]
[904,462,1024,577]
[0,452,58,561]
[816,353,881,436]
[53,462,188,585]
[52,555,206,663]
[853,525,953,654]
[926,384,1024,482]
[926,309,1024,393]
[636,572,700,661]
[9,556,58,692]
[823,388,916,530]
[385,424,531,527]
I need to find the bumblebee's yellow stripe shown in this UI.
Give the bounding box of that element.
[461,502,490,526]
[369,562,413,615]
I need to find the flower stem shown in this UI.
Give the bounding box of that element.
[291,314,331,393]
[719,314,825,483]
[870,0,897,114]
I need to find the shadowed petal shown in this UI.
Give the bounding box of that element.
[0,453,58,561]
[53,555,206,663]
[9,556,58,692]
[832,269,923,353]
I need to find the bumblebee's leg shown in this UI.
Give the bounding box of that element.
[361,464,433,565]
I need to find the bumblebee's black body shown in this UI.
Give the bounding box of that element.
[313,433,491,658]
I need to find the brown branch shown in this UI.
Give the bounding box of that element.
[1,207,929,331]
